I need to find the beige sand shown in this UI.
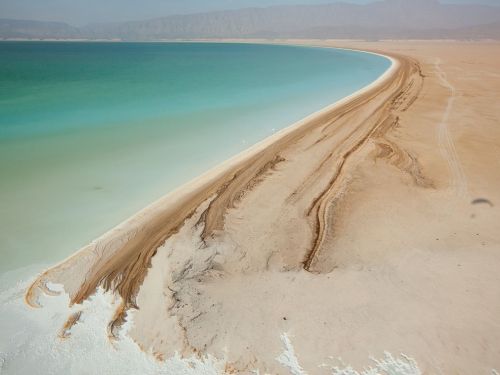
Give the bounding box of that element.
[27,41,500,374]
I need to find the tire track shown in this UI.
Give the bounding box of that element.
[434,58,468,197]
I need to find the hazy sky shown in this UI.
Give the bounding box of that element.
[1,0,498,26]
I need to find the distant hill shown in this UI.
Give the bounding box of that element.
[0,19,80,39]
[2,0,500,40]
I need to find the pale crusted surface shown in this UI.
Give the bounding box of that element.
[27,41,500,374]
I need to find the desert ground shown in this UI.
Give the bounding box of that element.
[26,41,500,374]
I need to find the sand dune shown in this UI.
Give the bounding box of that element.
[26,41,500,374]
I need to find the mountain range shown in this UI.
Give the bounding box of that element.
[1,0,500,40]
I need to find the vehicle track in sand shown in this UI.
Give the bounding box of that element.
[434,59,468,197]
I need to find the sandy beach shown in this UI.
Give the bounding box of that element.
[26,41,500,374]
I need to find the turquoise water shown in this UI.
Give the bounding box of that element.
[0,42,390,275]
[0,42,390,375]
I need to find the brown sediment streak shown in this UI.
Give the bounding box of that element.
[199,153,286,240]
[26,48,421,332]
[287,57,417,208]
[25,280,61,308]
[108,301,128,339]
[303,115,389,270]
[373,137,434,189]
[303,56,425,271]
[59,311,82,339]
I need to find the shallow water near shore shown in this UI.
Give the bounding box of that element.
[0,42,390,275]
[0,42,391,373]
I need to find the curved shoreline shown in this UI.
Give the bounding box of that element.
[23,42,427,372]
[25,46,398,305]
[25,46,415,343]
[14,40,500,375]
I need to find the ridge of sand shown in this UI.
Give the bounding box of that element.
[25,41,500,374]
